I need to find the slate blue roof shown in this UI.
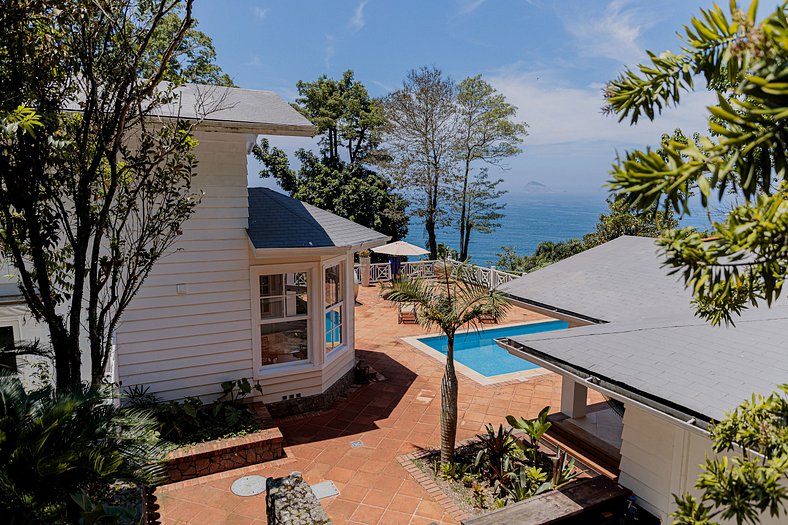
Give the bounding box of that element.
[500,236,788,421]
[247,187,389,250]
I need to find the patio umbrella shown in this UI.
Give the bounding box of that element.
[371,241,429,257]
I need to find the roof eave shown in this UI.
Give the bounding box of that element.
[250,236,389,258]
[62,109,317,137]
[178,118,316,137]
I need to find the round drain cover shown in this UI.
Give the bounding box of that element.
[230,475,267,497]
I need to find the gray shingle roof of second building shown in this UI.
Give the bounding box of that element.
[505,312,788,422]
[247,187,389,250]
[500,235,788,423]
[500,236,696,323]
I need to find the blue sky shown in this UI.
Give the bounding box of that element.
[194,0,717,194]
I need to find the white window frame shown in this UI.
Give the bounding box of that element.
[322,256,352,365]
[0,319,20,373]
[323,261,345,355]
[250,263,318,377]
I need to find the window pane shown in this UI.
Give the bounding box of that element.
[325,264,341,307]
[260,274,283,298]
[260,320,308,366]
[0,326,15,373]
[324,307,343,352]
[260,297,284,319]
[285,272,308,316]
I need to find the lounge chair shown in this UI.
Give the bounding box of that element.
[479,307,498,324]
[398,303,417,324]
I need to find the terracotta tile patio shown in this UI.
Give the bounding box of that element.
[156,285,602,524]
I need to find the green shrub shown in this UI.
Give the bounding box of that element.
[0,377,168,524]
[124,379,264,447]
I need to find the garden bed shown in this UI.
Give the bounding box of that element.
[398,411,596,523]
[163,426,285,483]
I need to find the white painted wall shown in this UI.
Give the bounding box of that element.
[115,131,255,400]
[619,404,785,524]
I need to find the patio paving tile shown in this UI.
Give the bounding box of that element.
[157,285,605,524]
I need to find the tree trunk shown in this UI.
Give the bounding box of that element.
[426,214,438,260]
[462,224,472,262]
[51,323,80,389]
[440,335,459,464]
[459,160,470,261]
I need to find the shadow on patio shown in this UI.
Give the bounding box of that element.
[274,349,418,447]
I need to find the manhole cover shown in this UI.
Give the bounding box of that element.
[230,475,267,497]
[311,480,339,499]
[350,440,364,448]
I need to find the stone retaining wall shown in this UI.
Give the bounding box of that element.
[266,472,331,525]
[265,367,355,418]
[163,427,285,483]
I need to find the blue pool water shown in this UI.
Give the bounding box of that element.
[418,321,569,377]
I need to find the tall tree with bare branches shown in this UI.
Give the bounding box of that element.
[383,67,458,259]
[454,76,526,261]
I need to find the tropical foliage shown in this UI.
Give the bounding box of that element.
[603,1,788,523]
[424,408,579,512]
[383,261,510,463]
[605,0,788,327]
[0,377,168,523]
[254,71,409,241]
[673,386,788,525]
[124,379,264,446]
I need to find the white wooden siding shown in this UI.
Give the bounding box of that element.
[116,132,255,401]
[618,405,786,524]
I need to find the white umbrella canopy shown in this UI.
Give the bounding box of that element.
[371,241,429,257]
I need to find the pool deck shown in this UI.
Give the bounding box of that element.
[156,285,604,524]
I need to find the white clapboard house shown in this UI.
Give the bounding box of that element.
[0,84,389,405]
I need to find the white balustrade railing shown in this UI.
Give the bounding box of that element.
[369,262,391,283]
[354,258,520,289]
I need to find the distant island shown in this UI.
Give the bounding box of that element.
[522,180,553,193]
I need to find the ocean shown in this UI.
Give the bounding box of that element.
[403,192,720,267]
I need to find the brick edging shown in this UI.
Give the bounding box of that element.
[396,437,484,524]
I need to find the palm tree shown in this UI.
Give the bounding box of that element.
[383,260,510,463]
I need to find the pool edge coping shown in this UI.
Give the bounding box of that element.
[400,319,560,386]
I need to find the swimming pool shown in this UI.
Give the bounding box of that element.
[416,321,568,378]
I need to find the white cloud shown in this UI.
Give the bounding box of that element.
[558,0,657,65]
[250,6,267,21]
[324,34,336,70]
[244,55,263,68]
[349,0,368,30]
[458,0,486,14]
[488,69,715,148]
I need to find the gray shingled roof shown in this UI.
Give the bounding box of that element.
[247,187,389,250]
[500,236,696,323]
[67,83,316,136]
[501,235,788,421]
